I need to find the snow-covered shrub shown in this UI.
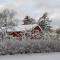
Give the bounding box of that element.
[0,31,60,55]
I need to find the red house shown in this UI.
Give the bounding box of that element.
[1,24,43,40]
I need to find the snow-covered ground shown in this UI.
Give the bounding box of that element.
[0,52,60,60]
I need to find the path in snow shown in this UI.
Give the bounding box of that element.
[0,52,60,60]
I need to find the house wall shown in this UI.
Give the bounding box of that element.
[7,32,24,39]
[32,26,42,33]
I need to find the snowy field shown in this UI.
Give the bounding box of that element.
[0,52,60,60]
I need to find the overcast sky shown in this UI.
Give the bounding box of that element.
[0,0,60,29]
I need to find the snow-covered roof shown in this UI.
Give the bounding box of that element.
[1,24,38,32]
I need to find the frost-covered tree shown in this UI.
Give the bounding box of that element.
[0,8,18,40]
[23,16,36,25]
[56,28,60,34]
[56,28,60,39]
[38,12,52,31]
[0,8,17,27]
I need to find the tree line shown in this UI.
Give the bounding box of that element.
[0,8,52,32]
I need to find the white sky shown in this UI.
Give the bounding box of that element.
[0,0,60,29]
